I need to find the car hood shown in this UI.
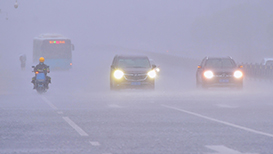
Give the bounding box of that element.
[120,67,152,74]
[204,68,238,72]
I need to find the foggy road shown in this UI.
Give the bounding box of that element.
[1,49,273,154]
[1,0,273,153]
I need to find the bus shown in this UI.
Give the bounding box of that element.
[33,34,74,70]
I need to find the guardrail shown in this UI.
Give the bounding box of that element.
[241,63,273,80]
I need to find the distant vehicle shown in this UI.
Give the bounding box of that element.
[261,58,273,66]
[196,56,243,89]
[110,55,157,90]
[33,34,74,70]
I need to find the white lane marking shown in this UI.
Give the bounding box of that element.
[206,145,258,154]
[62,117,89,136]
[108,104,123,108]
[162,105,273,138]
[90,141,101,146]
[41,96,58,110]
[57,111,63,115]
[216,104,238,109]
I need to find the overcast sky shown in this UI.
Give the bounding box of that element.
[1,0,273,63]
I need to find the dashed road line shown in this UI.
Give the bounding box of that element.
[41,96,100,151]
[216,104,238,109]
[206,145,259,154]
[63,117,89,136]
[162,104,273,138]
[90,141,101,146]
[57,111,64,115]
[108,104,123,108]
[41,96,58,110]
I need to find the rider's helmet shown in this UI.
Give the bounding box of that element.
[39,57,45,63]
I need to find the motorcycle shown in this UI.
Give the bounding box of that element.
[32,66,49,93]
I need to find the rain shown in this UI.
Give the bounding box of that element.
[1,0,273,153]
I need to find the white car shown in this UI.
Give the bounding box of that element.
[261,58,273,65]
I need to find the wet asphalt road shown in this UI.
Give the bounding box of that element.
[1,50,273,154]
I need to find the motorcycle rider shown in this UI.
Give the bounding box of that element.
[31,57,51,89]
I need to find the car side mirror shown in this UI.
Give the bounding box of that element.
[32,66,35,68]
[152,64,156,68]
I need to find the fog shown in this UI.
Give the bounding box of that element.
[0,1,272,93]
[1,0,273,63]
[1,1,273,153]
[0,0,273,95]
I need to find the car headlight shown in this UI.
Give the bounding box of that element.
[204,71,214,79]
[147,70,156,78]
[113,70,124,79]
[234,70,243,78]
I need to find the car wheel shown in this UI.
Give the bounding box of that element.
[149,80,155,90]
[110,82,113,90]
[149,83,155,90]
[110,78,117,90]
[196,78,201,88]
[202,84,208,89]
[236,83,243,90]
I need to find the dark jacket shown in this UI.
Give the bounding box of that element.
[34,63,50,75]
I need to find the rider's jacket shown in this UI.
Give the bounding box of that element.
[34,62,50,75]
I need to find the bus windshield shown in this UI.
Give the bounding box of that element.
[41,42,71,59]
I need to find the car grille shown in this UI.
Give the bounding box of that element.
[214,72,233,78]
[124,73,147,81]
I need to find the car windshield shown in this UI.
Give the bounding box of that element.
[117,57,150,68]
[205,59,236,68]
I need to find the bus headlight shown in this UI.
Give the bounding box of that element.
[204,71,214,79]
[234,71,243,78]
[114,70,124,79]
[148,70,156,78]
